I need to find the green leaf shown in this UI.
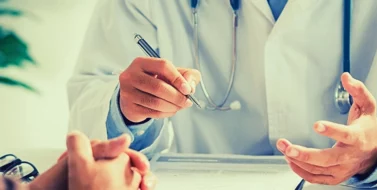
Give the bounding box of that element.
[0,30,34,68]
[0,8,22,16]
[0,76,36,92]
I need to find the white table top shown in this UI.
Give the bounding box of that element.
[0,148,64,173]
[0,150,361,189]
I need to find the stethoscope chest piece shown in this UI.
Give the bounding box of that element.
[334,82,353,114]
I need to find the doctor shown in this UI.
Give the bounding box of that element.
[67,0,377,187]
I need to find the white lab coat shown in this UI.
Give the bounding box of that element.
[67,0,377,156]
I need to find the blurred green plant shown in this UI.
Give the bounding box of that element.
[0,0,36,92]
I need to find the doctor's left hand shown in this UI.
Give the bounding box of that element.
[277,73,377,185]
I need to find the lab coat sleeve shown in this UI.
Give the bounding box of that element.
[106,84,174,159]
[67,0,174,158]
[345,168,377,188]
[343,50,377,188]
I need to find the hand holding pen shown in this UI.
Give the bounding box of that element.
[116,34,201,123]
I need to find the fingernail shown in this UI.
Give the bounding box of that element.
[315,123,326,132]
[180,82,191,95]
[287,148,299,157]
[185,98,193,107]
[277,141,287,152]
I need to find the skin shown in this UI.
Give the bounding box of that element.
[119,57,201,122]
[277,72,377,185]
[28,132,156,190]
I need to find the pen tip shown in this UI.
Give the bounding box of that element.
[134,33,142,41]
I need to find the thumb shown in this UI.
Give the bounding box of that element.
[66,131,94,166]
[341,72,376,114]
[177,67,201,94]
[92,134,132,159]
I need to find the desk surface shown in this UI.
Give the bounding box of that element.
[0,149,361,190]
[0,148,64,173]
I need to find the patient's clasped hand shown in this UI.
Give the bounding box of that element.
[0,131,157,190]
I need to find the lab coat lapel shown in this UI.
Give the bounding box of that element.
[264,0,318,154]
[267,0,303,38]
[249,0,275,24]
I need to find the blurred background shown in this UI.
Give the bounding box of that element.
[0,0,99,151]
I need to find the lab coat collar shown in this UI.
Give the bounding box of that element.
[249,0,305,25]
[250,0,275,24]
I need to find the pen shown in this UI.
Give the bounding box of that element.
[134,33,202,109]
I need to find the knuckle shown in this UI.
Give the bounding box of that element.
[119,72,125,82]
[132,57,145,65]
[343,132,352,143]
[133,74,149,87]
[150,81,165,94]
[119,69,131,81]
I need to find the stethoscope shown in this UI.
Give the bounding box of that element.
[190,0,353,114]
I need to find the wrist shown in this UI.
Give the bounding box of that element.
[29,159,68,190]
[355,155,377,180]
[117,92,150,126]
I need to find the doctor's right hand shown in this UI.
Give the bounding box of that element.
[119,57,201,123]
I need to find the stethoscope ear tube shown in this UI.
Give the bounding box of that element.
[335,0,353,114]
[191,0,199,9]
[230,0,241,11]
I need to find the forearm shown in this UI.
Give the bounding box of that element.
[28,159,68,190]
